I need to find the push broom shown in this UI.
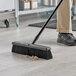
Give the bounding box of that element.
[12,0,63,60]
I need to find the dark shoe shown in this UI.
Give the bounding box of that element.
[57,33,76,46]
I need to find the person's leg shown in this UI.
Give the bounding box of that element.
[57,0,72,33]
[57,0,76,46]
[74,0,76,6]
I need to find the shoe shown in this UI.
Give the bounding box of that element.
[57,33,76,46]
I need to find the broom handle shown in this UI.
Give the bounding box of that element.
[32,0,63,44]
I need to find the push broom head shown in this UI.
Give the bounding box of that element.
[12,41,53,60]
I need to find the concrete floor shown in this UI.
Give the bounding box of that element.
[0,15,76,76]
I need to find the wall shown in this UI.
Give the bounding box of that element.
[0,0,15,11]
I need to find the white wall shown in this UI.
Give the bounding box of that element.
[0,0,15,11]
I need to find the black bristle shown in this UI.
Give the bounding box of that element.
[12,42,29,55]
[12,42,53,60]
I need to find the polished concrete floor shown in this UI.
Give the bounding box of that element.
[0,15,76,76]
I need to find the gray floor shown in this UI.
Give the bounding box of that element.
[0,15,76,76]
